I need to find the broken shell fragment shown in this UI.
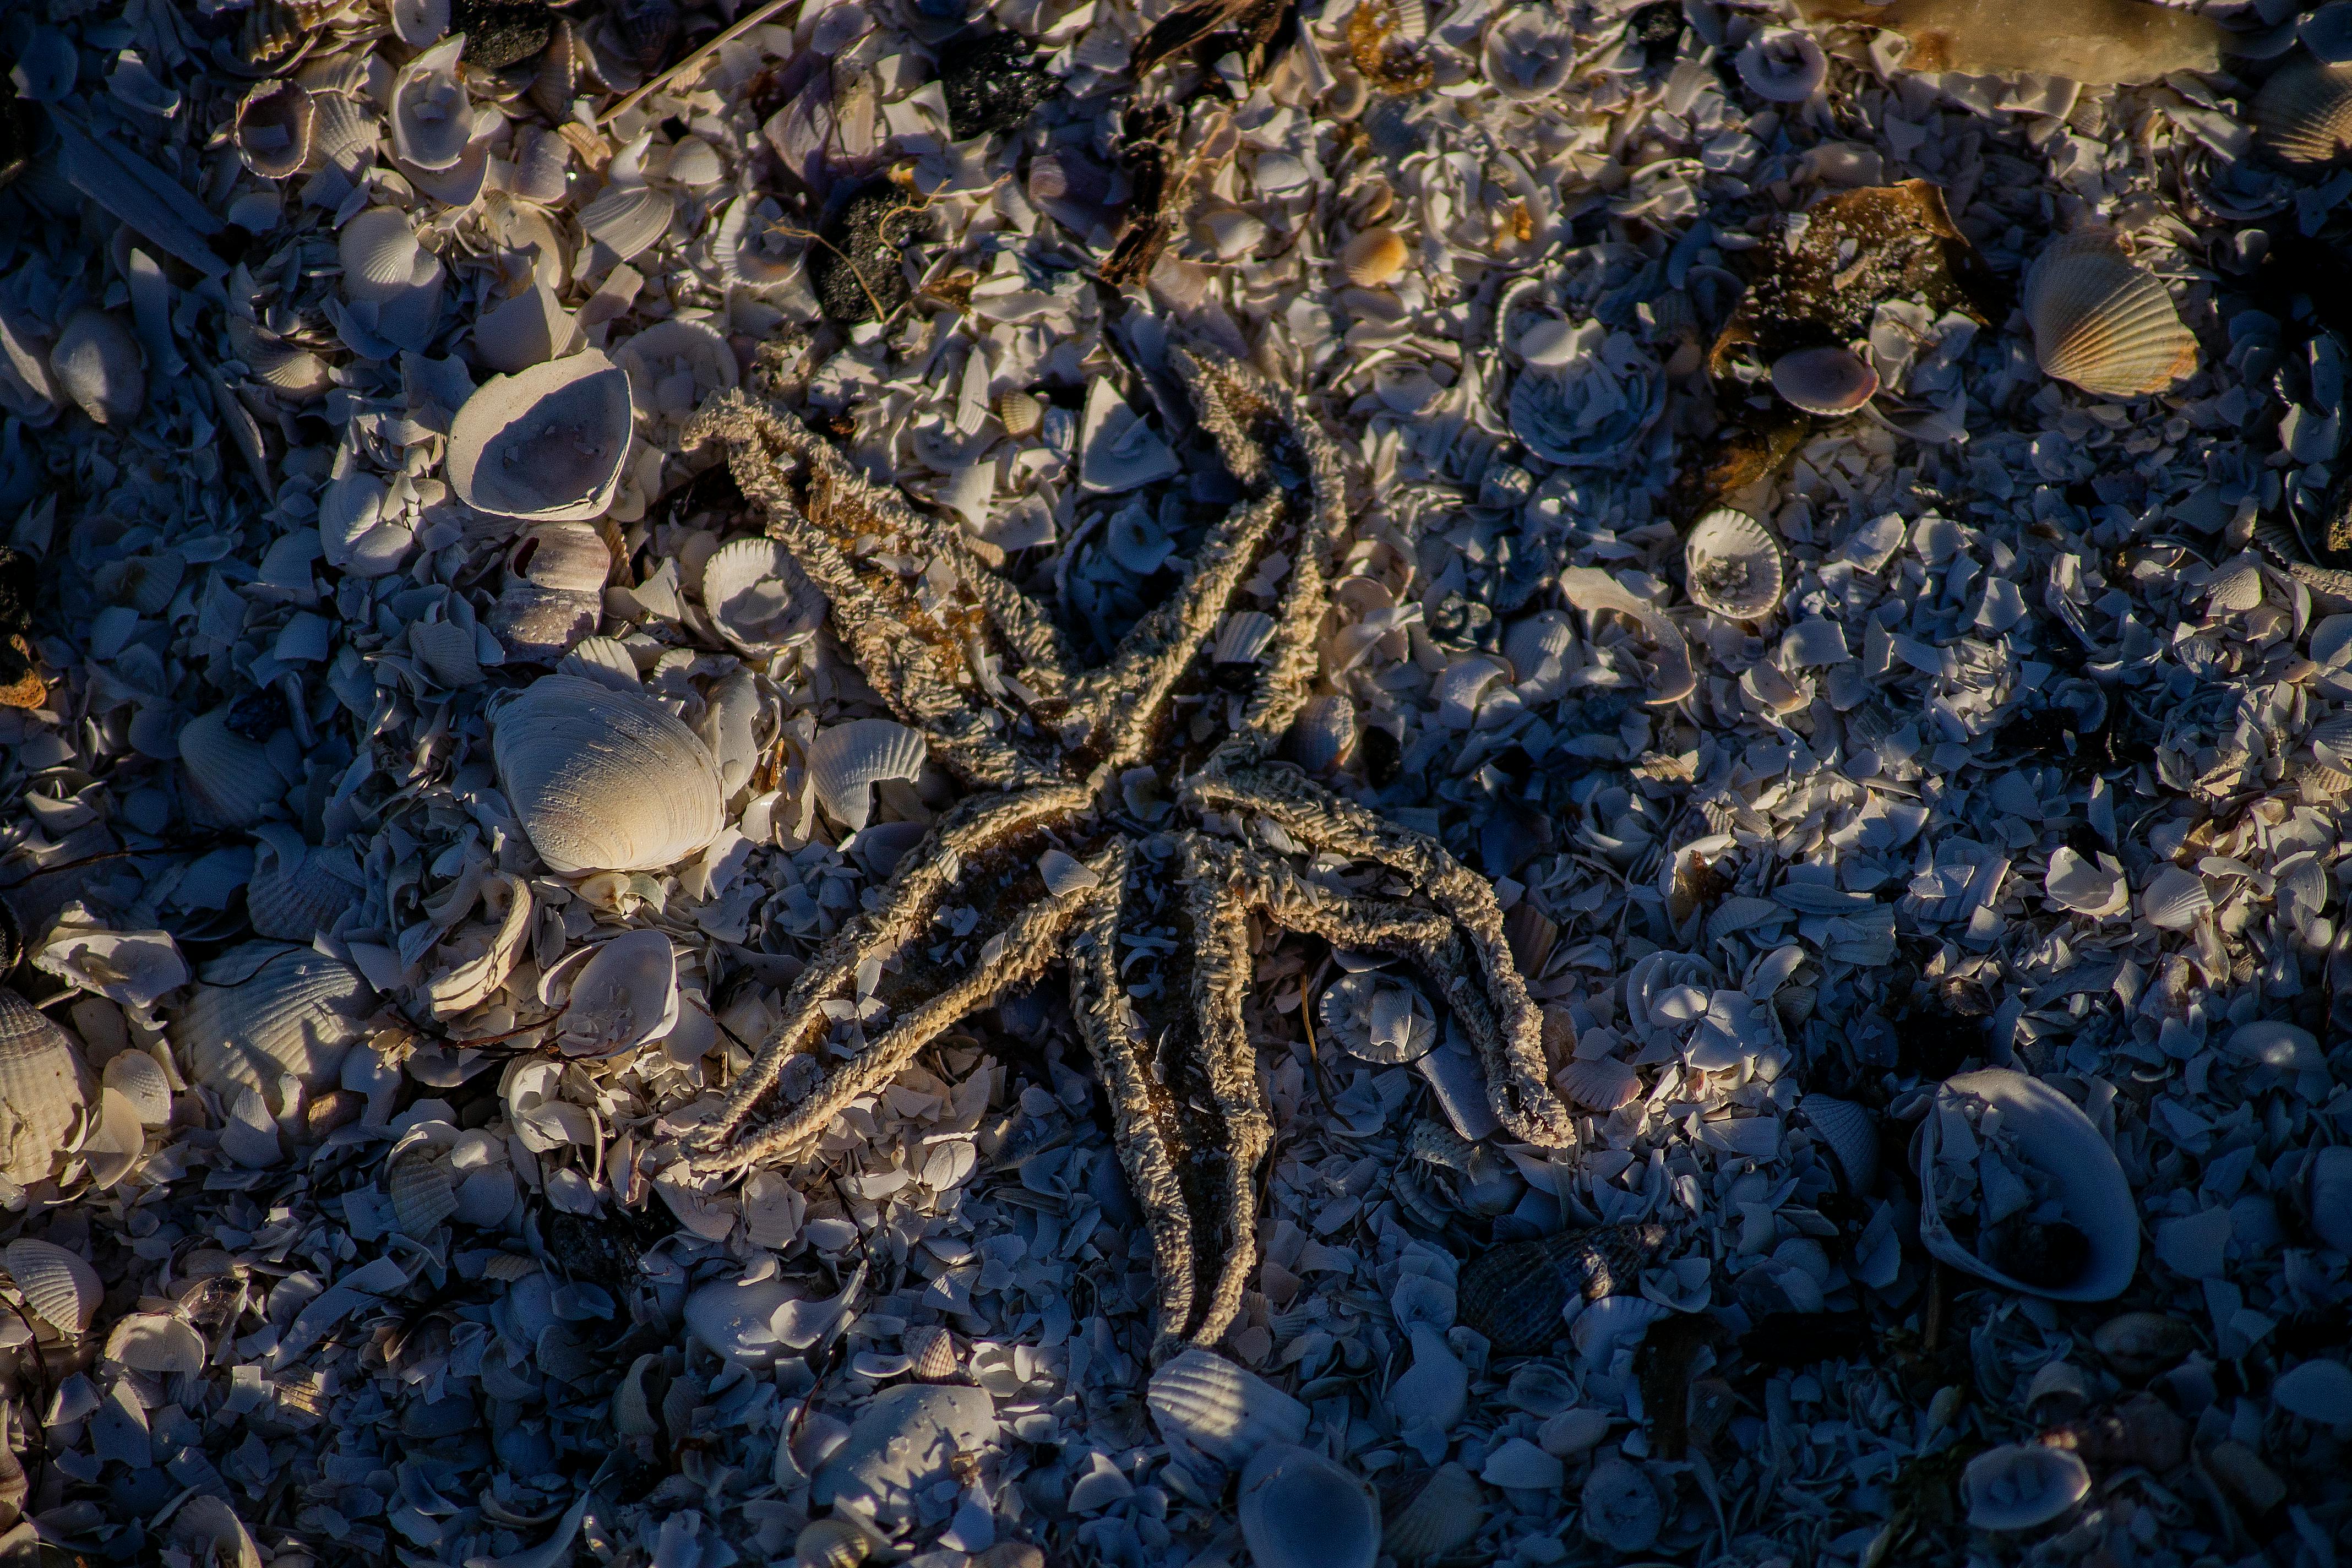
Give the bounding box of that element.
[51,308,144,426]
[1961,1444,2090,1532]
[2023,232,2197,399]
[542,928,678,1058]
[1683,508,1786,619]
[390,36,478,172]
[1737,28,1828,102]
[492,674,725,874]
[1578,1458,1662,1553]
[1238,1444,1379,1568]
[1770,345,1879,415]
[448,350,634,522]
[1316,971,1436,1065]
[1482,6,1575,100]
[233,80,317,179]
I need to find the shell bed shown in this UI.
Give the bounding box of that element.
[1,0,2350,1566]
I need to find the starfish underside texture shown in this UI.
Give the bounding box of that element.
[680,350,1575,1363]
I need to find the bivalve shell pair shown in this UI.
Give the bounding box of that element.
[448,351,634,522]
[1238,1444,1380,1568]
[1146,1347,1308,1467]
[0,990,96,1186]
[2023,231,2198,399]
[2254,55,2352,167]
[1683,508,1787,619]
[492,675,725,874]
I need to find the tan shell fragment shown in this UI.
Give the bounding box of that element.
[0,990,96,1187]
[2023,232,2197,399]
[1342,226,1409,287]
[492,674,725,874]
[2254,56,2352,167]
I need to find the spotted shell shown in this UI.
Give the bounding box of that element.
[2255,55,2352,167]
[492,674,725,874]
[2023,232,2197,399]
[0,990,96,1187]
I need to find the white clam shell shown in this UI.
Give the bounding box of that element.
[2043,846,2130,917]
[248,823,364,943]
[1770,345,1878,415]
[473,282,582,374]
[559,635,643,692]
[541,928,679,1058]
[1285,694,1358,772]
[1737,26,1828,101]
[1961,1444,2090,1531]
[1146,1347,1308,1467]
[51,308,145,426]
[1384,1462,1482,1564]
[492,674,725,874]
[2273,1358,2352,1427]
[228,316,331,398]
[807,718,929,835]
[1079,379,1181,494]
[2140,863,2211,929]
[1915,1069,2139,1300]
[177,708,293,829]
[582,183,677,263]
[2255,55,2352,165]
[449,350,633,522]
[234,80,317,180]
[1238,1444,1379,1568]
[171,946,375,1111]
[390,35,478,171]
[3,1238,103,1333]
[0,992,95,1186]
[1578,1457,1662,1553]
[1482,6,1574,100]
[2023,232,2198,399]
[1683,508,1786,619]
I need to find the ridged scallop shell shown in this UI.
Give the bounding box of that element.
[449,351,633,522]
[172,948,374,1111]
[177,708,291,830]
[1385,1462,1483,1563]
[581,181,676,263]
[474,283,581,375]
[1212,610,1278,667]
[615,318,738,426]
[807,718,928,835]
[103,1049,173,1126]
[390,36,478,172]
[794,1518,869,1568]
[2255,56,2352,166]
[0,992,95,1186]
[310,90,379,177]
[340,206,442,303]
[1683,508,1786,619]
[492,674,725,874]
[2024,232,2198,399]
[234,80,317,180]
[559,636,642,692]
[1798,1094,1879,1191]
[903,1324,958,1381]
[1737,26,1828,101]
[1962,1444,2090,1531]
[1342,226,1408,286]
[227,316,332,399]
[51,309,144,426]
[3,1237,104,1333]
[994,388,1043,437]
[491,582,602,660]
[1196,205,1270,260]
[1771,345,1878,415]
[1239,1445,1379,1568]
[1556,1055,1640,1112]
[248,824,364,943]
[1915,1069,2138,1301]
[1146,1347,1309,1466]
[1578,1458,1662,1553]
[509,522,612,594]
[388,1146,458,1235]
[1457,1223,1667,1355]
[2141,864,2212,929]
[1286,695,1359,772]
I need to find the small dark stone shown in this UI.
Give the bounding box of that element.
[810,181,920,325]
[1626,0,1684,66]
[1992,1219,2091,1291]
[224,685,290,741]
[939,32,1058,141]
[545,1208,651,1295]
[1359,725,1402,787]
[0,546,35,636]
[450,0,553,69]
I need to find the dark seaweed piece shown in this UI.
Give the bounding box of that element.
[1893,1005,1979,1081]
[1359,725,1402,787]
[451,0,554,69]
[940,32,1058,140]
[810,181,921,325]
[1131,0,1297,85]
[1990,1218,2090,1291]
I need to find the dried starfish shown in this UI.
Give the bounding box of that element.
[680,350,1573,1362]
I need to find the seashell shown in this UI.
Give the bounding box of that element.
[78,1087,146,1187]
[1770,345,1878,416]
[2024,1359,2090,1414]
[1457,1222,1667,1355]
[2306,1145,2352,1254]
[994,389,1044,437]
[449,350,634,522]
[1558,568,1695,705]
[172,947,374,1111]
[1341,226,1409,286]
[795,1518,870,1568]
[3,1238,103,1333]
[666,137,724,187]
[1961,1444,2089,1532]
[1798,1095,1879,1191]
[2023,231,2198,399]
[1317,971,1436,1065]
[1213,610,1279,667]
[1479,1436,1561,1490]
[1578,1458,1662,1553]
[703,537,816,653]
[903,1324,957,1381]
[510,522,612,594]
[1384,1462,1482,1564]
[2043,846,2129,917]
[807,718,929,835]
[2273,1358,2352,1427]
[1540,1407,1610,1455]
[11,29,78,102]
[310,90,380,178]
[615,0,679,72]
[1392,1325,1468,1432]
[103,1049,173,1126]
[542,928,678,1057]
[1079,379,1181,494]
[2140,864,2211,929]
[390,0,449,46]
[474,283,581,375]
[1737,26,1828,101]
[248,824,363,943]
[1556,1055,1640,1112]
[493,582,602,660]
[1038,850,1102,897]
[615,318,739,427]
[388,1146,458,1235]
[581,175,677,263]
[1504,610,1576,701]
[0,992,96,1186]
[493,675,724,873]
[1683,508,1786,619]
[2093,1311,2197,1378]
[233,81,317,181]
[1916,1070,2138,1301]
[1146,1347,1309,1467]
[560,637,641,693]
[2305,1,2352,63]
[2255,56,2352,166]
[105,1311,205,1375]
[227,317,331,399]
[1238,1444,1379,1568]
[2226,1019,2324,1071]
[1285,695,1358,772]
[50,309,144,426]
[339,206,444,352]
[714,196,805,289]
[391,36,478,172]
[177,707,292,829]
[1482,6,1574,99]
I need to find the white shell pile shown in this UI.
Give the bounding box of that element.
[3,0,2351,1566]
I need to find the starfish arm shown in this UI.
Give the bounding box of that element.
[1184,759,1577,1149]
[689,784,1091,1169]
[683,392,1073,786]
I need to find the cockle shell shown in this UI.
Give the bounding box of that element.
[540,928,678,1057]
[1482,6,1574,99]
[1916,1070,2138,1300]
[807,718,929,835]
[177,707,293,830]
[339,206,444,350]
[387,1145,458,1235]
[1317,971,1436,1065]
[1961,1444,2090,1531]
[248,824,363,943]
[714,196,805,288]
[171,946,374,1110]
[1384,1462,1483,1563]
[390,36,478,171]
[1238,1445,1379,1568]
[903,1324,957,1381]
[449,351,633,523]
[106,1311,205,1374]
[492,675,724,874]
[509,522,612,595]
[1504,610,1576,701]
[1146,1347,1308,1466]
[1683,508,1786,619]
[1213,610,1278,667]
[2023,232,2197,399]
[227,316,331,398]
[233,80,317,180]
[1771,345,1878,415]
[1556,1055,1640,1112]
[994,389,1044,437]
[1578,1458,1662,1553]
[1738,27,1828,101]
[51,308,144,426]
[1798,1094,1879,1191]
[1457,1223,1667,1355]
[104,1049,173,1125]
[0,992,95,1186]
[3,1237,103,1333]
[2254,56,2352,166]
[1285,695,1359,772]
[1342,226,1409,286]
[795,1518,870,1568]
[581,135,677,262]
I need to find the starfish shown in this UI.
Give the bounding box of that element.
[680,350,1574,1362]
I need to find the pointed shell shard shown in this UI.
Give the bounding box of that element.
[449,351,634,522]
[1145,1347,1308,1466]
[2024,232,2198,399]
[493,675,725,874]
